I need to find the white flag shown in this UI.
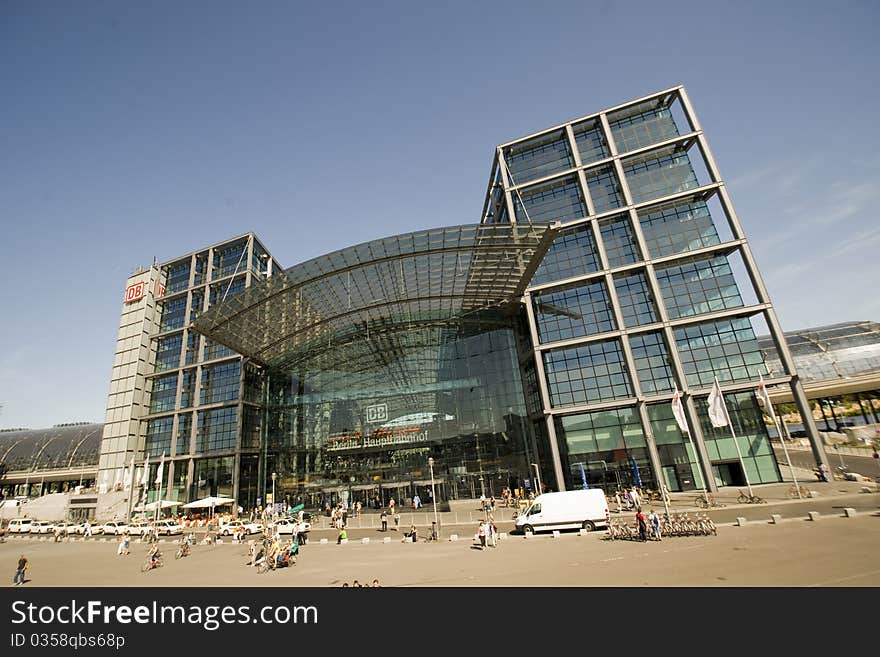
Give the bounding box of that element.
[140,455,150,487]
[671,388,690,434]
[756,375,778,425]
[155,452,165,488]
[707,378,729,428]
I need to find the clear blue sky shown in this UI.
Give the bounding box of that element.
[1,0,878,429]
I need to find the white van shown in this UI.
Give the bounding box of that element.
[8,518,33,534]
[514,489,609,534]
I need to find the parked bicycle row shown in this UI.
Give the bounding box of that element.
[606,512,716,541]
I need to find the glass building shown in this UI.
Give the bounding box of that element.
[89,85,829,515]
[481,85,826,494]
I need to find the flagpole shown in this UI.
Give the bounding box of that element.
[716,378,753,498]
[673,388,708,512]
[759,377,800,498]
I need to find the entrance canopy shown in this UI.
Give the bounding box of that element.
[192,223,558,372]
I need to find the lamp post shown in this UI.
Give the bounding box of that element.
[271,472,277,518]
[428,457,439,540]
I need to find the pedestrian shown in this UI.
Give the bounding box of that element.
[631,487,642,510]
[648,509,661,541]
[371,578,381,587]
[614,490,622,514]
[488,521,497,548]
[116,532,127,555]
[355,501,362,518]
[393,511,400,531]
[337,527,347,544]
[83,520,92,538]
[636,509,648,542]
[477,521,487,550]
[412,493,421,509]
[389,497,396,516]
[380,510,388,531]
[13,554,28,586]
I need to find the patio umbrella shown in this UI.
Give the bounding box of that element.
[631,458,643,489]
[133,500,181,512]
[182,496,235,520]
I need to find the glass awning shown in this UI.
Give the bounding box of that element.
[192,223,558,371]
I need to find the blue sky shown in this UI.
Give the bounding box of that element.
[1,0,878,428]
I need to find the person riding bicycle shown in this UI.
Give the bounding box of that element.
[148,544,162,566]
[177,535,190,556]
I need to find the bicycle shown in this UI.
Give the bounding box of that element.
[175,541,191,559]
[694,493,725,509]
[787,484,812,499]
[736,490,766,504]
[140,556,164,572]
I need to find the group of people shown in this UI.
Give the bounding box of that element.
[612,487,645,513]
[476,519,499,549]
[340,579,381,587]
[250,535,300,569]
[634,508,663,542]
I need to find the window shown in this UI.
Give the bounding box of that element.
[544,340,633,407]
[513,176,586,224]
[531,222,601,285]
[504,130,574,185]
[533,279,616,343]
[600,215,641,267]
[655,254,743,319]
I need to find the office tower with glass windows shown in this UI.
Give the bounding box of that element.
[482,85,826,493]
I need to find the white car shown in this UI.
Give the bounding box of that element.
[29,520,55,534]
[155,520,183,535]
[271,518,310,535]
[99,521,129,535]
[126,522,153,536]
[219,520,261,536]
[50,521,75,535]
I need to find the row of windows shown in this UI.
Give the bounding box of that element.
[502,97,686,190]
[529,194,729,288]
[535,315,770,410]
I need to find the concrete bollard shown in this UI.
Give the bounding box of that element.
[552,530,560,538]
[807,511,820,521]
[449,534,458,541]
[843,507,857,518]
[770,514,782,524]
[383,537,391,543]
[361,537,370,544]
[735,517,747,526]
[340,538,348,544]
[319,538,328,544]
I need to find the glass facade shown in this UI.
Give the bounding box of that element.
[479,86,801,496]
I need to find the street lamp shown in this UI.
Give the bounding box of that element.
[428,457,439,540]
[271,472,277,518]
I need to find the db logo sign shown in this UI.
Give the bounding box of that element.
[366,403,388,423]
[124,282,146,303]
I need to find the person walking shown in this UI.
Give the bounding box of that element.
[477,521,487,550]
[636,509,648,542]
[412,493,421,509]
[631,487,642,511]
[648,509,661,541]
[13,554,28,586]
[380,510,388,532]
[393,511,400,531]
[83,520,92,538]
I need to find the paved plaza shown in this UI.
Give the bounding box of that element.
[3,505,878,587]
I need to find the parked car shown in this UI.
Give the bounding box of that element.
[155,520,183,535]
[7,518,33,534]
[99,521,129,535]
[68,522,89,535]
[271,518,311,535]
[29,520,55,534]
[50,521,75,535]
[127,521,152,536]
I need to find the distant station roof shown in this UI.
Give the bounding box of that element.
[0,423,102,473]
[193,223,558,372]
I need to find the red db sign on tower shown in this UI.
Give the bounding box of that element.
[124,281,146,304]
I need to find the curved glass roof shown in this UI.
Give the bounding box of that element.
[0,423,102,473]
[193,223,558,371]
[759,321,880,381]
